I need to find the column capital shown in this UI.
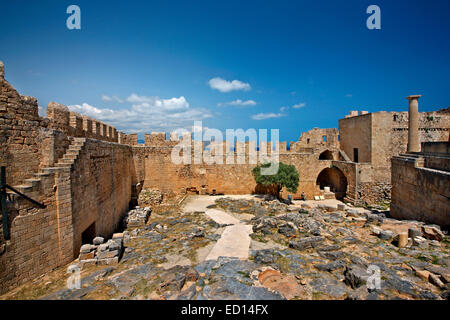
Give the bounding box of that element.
[406,95,421,100]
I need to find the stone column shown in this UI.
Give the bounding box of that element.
[406,95,421,153]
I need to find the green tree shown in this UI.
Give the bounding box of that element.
[252,162,299,199]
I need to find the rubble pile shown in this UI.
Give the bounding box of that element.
[78,233,124,267]
[123,206,152,228]
[138,188,163,206]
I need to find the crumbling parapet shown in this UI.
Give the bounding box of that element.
[47,102,70,128]
[69,112,83,136]
[0,61,4,79]
[82,116,93,135]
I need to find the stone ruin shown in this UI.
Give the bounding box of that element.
[0,61,448,295]
[78,233,125,267]
[123,206,152,228]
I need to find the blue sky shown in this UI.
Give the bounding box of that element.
[1,0,449,142]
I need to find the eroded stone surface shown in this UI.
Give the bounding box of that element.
[2,195,448,300]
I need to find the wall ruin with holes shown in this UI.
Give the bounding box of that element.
[0,67,136,294]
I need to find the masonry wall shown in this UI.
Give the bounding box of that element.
[133,138,349,201]
[339,110,449,205]
[391,155,450,229]
[0,167,74,294]
[0,76,45,185]
[338,113,372,164]
[70,139,134,256]
[0,69,135,294]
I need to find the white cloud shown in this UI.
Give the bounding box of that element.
[292,102,306,109]
[218,99,256,107]
[208,77,251,93]
[251,112,285,120]
[345,94,353,98]
[280,106,288,112]
[68,95,212,133]
[102,95,124,103]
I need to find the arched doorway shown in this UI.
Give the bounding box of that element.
[319,150,334,160]
[316,167,348,200]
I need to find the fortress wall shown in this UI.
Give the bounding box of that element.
[0,168,74,294]
[135,136,345,199]
[0,73,125,188]
[338,113,372,164]
[0,67,135,294]
[0,76,45,186]
[70,139,134,256]
[339,110,449,204]
[0,139,135,294]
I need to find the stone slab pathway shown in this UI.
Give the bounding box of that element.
[205,223,253,260]
[182,195,254,261]
[205,208,240,225]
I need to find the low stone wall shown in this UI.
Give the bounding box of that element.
[391,156,450,229]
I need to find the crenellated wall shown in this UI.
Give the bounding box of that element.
[0,64,136,294]
[131,131,345,200]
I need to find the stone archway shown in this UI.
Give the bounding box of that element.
[319,150,334,160]
[316,167,348,200]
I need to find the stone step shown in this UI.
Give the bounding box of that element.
[63,154,78,160]
[55,162,72,168]
[9,184,33,193]
[24,178,41,188]
[35,172,51,178]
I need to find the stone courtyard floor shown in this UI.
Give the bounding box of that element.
[1,195,449,300]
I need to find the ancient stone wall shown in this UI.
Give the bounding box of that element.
[70,139,134,256]
[0,167,74,294]
[0,68,135,294]
[0,71,127,188]
[339,110,449,205]
[338,113,372,164]
[391,154,450,229]
[133,133,348,201]
[0,75,44,186]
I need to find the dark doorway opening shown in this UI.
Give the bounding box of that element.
[82,222,96,245]
[319,150,334,160]
[353,148,359,163]
[316,167,348,200]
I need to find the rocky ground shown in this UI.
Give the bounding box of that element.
[1,195,448,300]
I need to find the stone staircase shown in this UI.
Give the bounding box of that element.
[6,138,86,199]
[54,137,86,169]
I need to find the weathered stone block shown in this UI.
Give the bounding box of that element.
[97,257,119,265]
[96,250,119,260]
[93,237,104,245]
